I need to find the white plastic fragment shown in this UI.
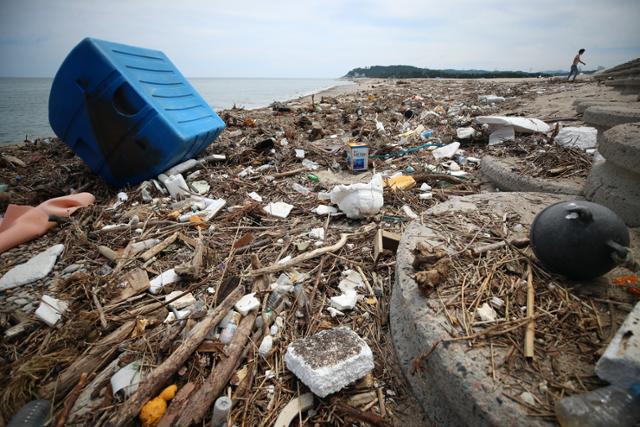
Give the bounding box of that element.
[0,244,64,291]
[327,174,384,219]
[248,192,263,202]
[476,303,498,322]
[432,142,460,160]
[35,295,69,327]
[164,291,196,309]
[420,183,432,192]
[238,166,255,178]
[264,202,294,218]
[149,269,181,294]
[110,361,142,397]
[330,292,358,311]
[191,180,211,195]
[312,205,339,216]
[285,327,374,397]
[302,159,320,170]
[309,228,325,240]
[117,192,128,202]
[158,174,191,198]
[178,198,226,222]
[292,183,311,195]
[402,205,419,220]
[475,116,551,133]
[456,127,477,139]
[327,307,345,317]
[295,149,305,159]
[478,94,506,103]
[164,308,191,323]
[259,335,273,358]
[235,293,261,316]
[419,193,433,200]
[488,126,515,146]
[555,127,598,150]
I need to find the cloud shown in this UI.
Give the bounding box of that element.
[0,0,639,77]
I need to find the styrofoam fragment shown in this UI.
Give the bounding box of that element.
[488,126,515,146]
[402,205,419,219]
[309,228,325,240]
[476,303,497,321]
[285,327,374,397]
[248,192,263,202]
[475,116,550,133]
[35,294,69,327]
[264,202,294,218]
[420,183,432,192]
[164,308,191,323]
[295,149,305,159]
[556,127,597,150]
[432,142,460,160]
[259,335,273,358]
[312,205,338,216]
[0,244,64,291]
[149,269,181,294]
[330,291,358,311]
[235,293,260,316]
[595,301,640,387]
[327,307,345,317]
[164,291,196,309]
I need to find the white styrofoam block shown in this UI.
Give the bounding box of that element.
[285,327,374,397]
[595,302,640,387]
[149,269,181,294]
[330,291,358,311]
[432,142,460,160]
[0,244,64,291]
[35,294,69,327]
[164,291,196,309]
[309,227,325,241]
[164,308,191,323]
[248,192,263,202]
[264,202,294,218]
[235,293,260,316]
[556,127,597,150]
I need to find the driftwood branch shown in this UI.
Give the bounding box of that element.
[248,233,349,276]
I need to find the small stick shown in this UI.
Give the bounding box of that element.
[140,232,178,261]
[55,372,88,427]
[471,237,530,257]
[525,263,535,359]
[91,289,108,329]
[377,387,386,418]
[248,234,348,276]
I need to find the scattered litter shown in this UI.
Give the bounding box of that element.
[326,174,384,219]
[402,205,419,220]
[259,335,273,358]
[309,227,325,240]
[111,360,142,397]
[248,192,263,202]
[556,127,598,150]
[264,202,294,218]
[191,180,211,195]
[386,175,416,191]
[149,269,181,294]
[488,126,515,146]
[432,141,460,160]
[235,293,260,316]
[476,302,498,322]
[295,149,305,159]
[35,294,69,327]
[164,291,196,309]
[285,327,374,397]
[479,94,506,103]
[139,384,177,427]
[475,116,551,133]
[302,159,320,170]
[345,142,369,172]
[158,174,190,198]
[456,127,477,139]
[292,183,311,195]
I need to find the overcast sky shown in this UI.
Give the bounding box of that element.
[1,0,639,78]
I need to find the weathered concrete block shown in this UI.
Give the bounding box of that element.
[583,105,640,130]
[575,101,639,115]
[599,123,640,173]
[285,327,373,397]
[595,302,640,387]
[584,160,640,227]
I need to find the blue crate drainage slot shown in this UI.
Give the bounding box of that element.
[49,37,225,187]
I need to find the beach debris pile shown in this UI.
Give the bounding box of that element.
[0,76,630,426]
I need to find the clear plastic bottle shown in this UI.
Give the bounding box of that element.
[555,384,640,427]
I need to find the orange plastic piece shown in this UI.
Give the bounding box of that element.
[139,384,178,427]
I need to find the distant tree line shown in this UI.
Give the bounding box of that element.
[344,65,554,79]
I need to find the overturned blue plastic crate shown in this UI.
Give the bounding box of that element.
[49,37,225,187]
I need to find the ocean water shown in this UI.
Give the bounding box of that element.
[0,77,353,145]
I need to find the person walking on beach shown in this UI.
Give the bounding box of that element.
[567,49,586,81]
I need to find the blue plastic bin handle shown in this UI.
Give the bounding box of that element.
[112,81,144,117]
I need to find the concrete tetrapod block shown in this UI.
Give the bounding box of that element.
[574,101,640,115]
[285,327,374,397]
[480,155,583,195]
[391,192,569,427]
[598,122,640,173]
[595,302,640,388]
[606,78,640,95]
[583,105,640,130]
[584,160,640,227]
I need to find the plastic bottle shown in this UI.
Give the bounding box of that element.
[555,383,640,427]
[219,311,241,344]
[211,396,232,427]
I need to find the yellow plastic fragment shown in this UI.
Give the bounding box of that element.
[139,384,178,427]
[386,175,416,191]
